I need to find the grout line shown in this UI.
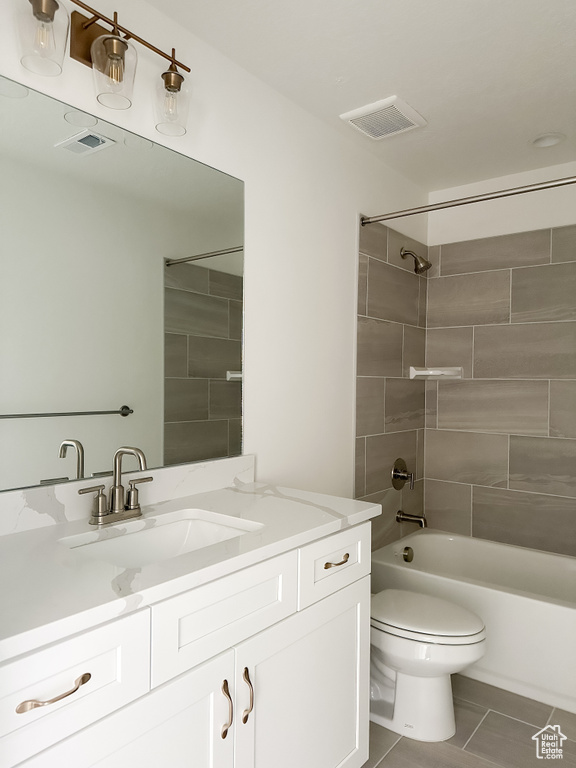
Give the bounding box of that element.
[461,708,491,750]
[508,268,512,324]
[376,734,403,766]
[469,482,474,535]
[471,324,475,379]
[547,380,551,438]
[429,256,576,279]
[429,318,576,327]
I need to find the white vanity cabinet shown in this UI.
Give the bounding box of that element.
[1,610,151,767]
[233,577,369,768]
[15,523,371,768]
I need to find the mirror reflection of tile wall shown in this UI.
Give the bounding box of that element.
[164,263,243,464]
[356,222,576,557]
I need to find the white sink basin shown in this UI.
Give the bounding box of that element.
[58,509,264,568]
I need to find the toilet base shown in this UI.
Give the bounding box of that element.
[370,670,456,742]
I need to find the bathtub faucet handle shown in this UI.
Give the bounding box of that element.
[391,458,414,490]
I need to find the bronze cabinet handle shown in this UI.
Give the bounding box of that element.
[221,679,233,739]
[324,552,350,569]
[242,667,254,724]
[16,673,92,714]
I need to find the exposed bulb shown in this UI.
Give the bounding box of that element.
[156,59,188,136]
[162,88,179,121]
[105,55,124,89]
[19,0,68,76]
[33,18,56,56]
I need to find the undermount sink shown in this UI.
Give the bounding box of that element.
[58,509,264,569]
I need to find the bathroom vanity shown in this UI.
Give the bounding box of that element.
[0,456,379,767]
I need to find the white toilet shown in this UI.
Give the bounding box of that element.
[370,589,486,742]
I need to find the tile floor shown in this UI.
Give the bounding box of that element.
[363,675,576,768]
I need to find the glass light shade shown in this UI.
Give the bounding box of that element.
[90,34,137,110]
[19,0,69,77]
[155,68,190,136]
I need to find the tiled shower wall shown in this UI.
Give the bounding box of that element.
[355,223,427,550]
[356,222,576,557]
[164,262,243,465]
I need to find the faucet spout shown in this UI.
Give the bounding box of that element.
[396,510,428,528]
[110,446,148,513]
[58,439,85,479]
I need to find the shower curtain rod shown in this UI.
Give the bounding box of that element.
[165,246,243,267]
[361,175,576,226]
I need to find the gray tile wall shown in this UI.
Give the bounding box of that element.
[356,223,576,556]
[426,224,576,556]
[356,222,426,549]
[164,263,243,465]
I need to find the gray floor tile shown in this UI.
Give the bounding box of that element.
[465,711,576,768]
[550,708,576,741]
[448,698,488,748]
[380,737,498,767]
[452,676,554,727]
[362,723,401,768]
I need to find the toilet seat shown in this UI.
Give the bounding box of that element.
[371,589,486,646]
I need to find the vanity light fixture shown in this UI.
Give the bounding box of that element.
[155,51,190,136]
[18,0,70,77]
[89,14,137,109]
[67,0,191,126]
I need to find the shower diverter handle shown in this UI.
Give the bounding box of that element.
[391,458,414,490]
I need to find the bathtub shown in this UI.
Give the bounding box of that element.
[371,530,576,714]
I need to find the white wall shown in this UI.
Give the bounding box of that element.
[0,0,428,496]
[428,161,576,244]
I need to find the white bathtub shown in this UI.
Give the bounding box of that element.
[371,530,576,714]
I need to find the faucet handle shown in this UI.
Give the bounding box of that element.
[126,476,153,511]
[78,484,109,526]
[391,458,415,490]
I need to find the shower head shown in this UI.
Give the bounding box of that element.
[400,247,432,274]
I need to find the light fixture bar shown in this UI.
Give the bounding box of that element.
[69,0,190,72]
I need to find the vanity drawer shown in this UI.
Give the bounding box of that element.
[298,523,371,609]
[151,550,298,687]
[0,610,150,768]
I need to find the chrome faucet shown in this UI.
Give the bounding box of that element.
[78,446,153,526]
[110,447,147,513]
[59,439,85,479]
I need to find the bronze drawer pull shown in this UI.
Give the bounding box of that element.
[324,553,350,569]
[221,679,233,738]
[242,667,254,724]
[16,673,92,713]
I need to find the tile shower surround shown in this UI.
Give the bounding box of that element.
[356,223,576,556]
[164,262,243,465]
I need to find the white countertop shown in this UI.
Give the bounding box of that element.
[0,480,380,661]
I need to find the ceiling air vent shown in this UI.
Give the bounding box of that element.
[54,130,116,155]
[340,96,426,140]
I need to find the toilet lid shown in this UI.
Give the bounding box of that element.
[371,589,485,637]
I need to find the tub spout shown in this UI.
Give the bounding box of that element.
[396,510,428,528]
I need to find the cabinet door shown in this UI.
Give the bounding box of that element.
[234,577,370,768]
[21,650,235,768]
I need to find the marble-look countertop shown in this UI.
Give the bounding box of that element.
[0,479,380,661]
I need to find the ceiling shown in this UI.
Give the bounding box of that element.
[147,0,576,191]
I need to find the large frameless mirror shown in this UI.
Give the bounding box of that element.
[0,75,244,492]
